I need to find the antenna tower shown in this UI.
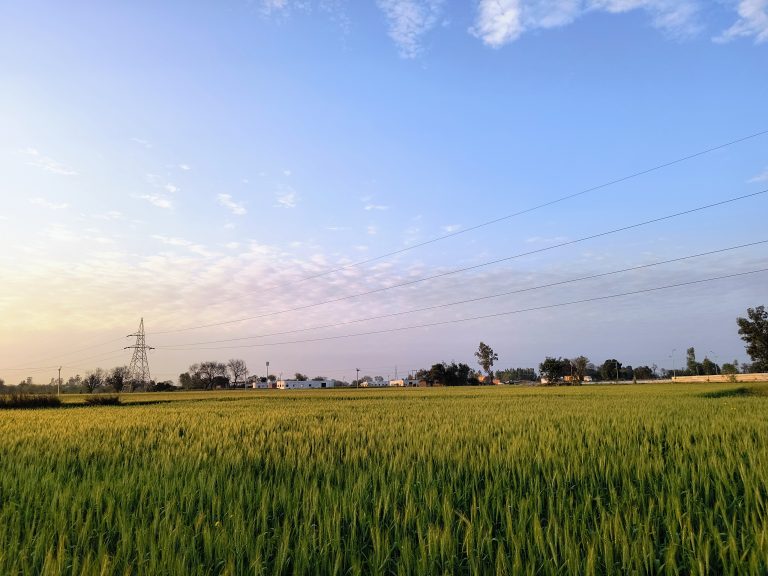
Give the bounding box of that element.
[125,318,154,391]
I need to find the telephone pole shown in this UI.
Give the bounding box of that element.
[125,318,154,391]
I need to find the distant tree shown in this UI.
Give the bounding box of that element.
[600,359,622,382]
[83,369,105,394]
[191,361,228,389]
[721,360,739,375]
[475,342,498,381]
[737,306,768,372]
[633,366,654,380]
[106,366,130,392]
[294,373,308,381]
[621,365,634,381]
[267,374,277,383]
[539,357,568,385]
[311,376,326,381]
[495,367,537,382]
[686,347,699,375]
[701,357,719,375]
[571,356,589,385]
[227,359,249,388]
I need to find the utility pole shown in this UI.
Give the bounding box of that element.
[125,318,154,391]
[58,366,61,396]
[356,368,360,388]
[266,361,270,388]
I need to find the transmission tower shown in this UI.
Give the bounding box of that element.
[125,318,154,391]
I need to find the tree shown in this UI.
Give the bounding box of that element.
[686,347,699,375]
[571,356,589,384]
[475,342,498,380]
[701,357,719,376]
[294,373,308,381]
[539,357,568,385]
[83,369,105,393]
[311,376,326,381]
[106,366,130,392]
[633,366,654,380]
[227,359,249,388]
[600,359,622,381]
[737,306,768,372]
[191,361,228,389]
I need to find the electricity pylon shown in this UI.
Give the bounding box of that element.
[125,318,154,391]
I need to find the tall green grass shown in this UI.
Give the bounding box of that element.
[0,384,766,574]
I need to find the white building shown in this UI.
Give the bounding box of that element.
[276,379,336,389]
[388,378,420,387]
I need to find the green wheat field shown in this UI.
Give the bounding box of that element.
[1,384,767,575]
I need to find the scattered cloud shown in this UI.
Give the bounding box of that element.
[92,211,124,221]
[367,225,379,235]
[471,0,700,47]
[152,235,192,247]
[377,0,444,58]
[30,197,68,210]
[131,137,152,149]
[283,169,292,176]
[749,167,768,183]
[275,190,298,208]
[442,224,461,232]
[164,183,180,194]
[179,164,191,171]
[139,194,173,209]
[715,0,768,43]
[217,193,247,215]
[225,242,241,250]
[365,204,389,211]
[224,222,236,230]
[20,147,78,176]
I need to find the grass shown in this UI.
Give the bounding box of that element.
[0,383,767,574]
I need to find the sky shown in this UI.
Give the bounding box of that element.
[0,0,767,384]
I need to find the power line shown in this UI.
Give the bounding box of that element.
[153,239,768,348]
[202,129,768,305]
[151,188,767,335]
[157,267,768,351]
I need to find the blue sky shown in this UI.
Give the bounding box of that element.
[0,0,766,383]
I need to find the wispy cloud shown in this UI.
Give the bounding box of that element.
[377,0,444,58]
[21,147,78,176]
[365,204,389,211]
[152,235,192,247]
[165,183,180,194]
[749,167,768,183]
[367,225,379,235]
[30,197,68,210]
[442,224,460,232]
[178,164,191,171]
[131,137,152,149]
[217,193,247,215]
[471,0,700,47]
[715,0,768,43]
[275,190,298,208]
[139,194,173,209]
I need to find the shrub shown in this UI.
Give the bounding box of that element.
[83,395,121,406]
[0,394,62,409]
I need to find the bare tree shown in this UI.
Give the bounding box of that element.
[571,356,589,384]
[227,359,249,388]
[83,369,105,393]
[193,361,228,389]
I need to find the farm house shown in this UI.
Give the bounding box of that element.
[276,379,336,389]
